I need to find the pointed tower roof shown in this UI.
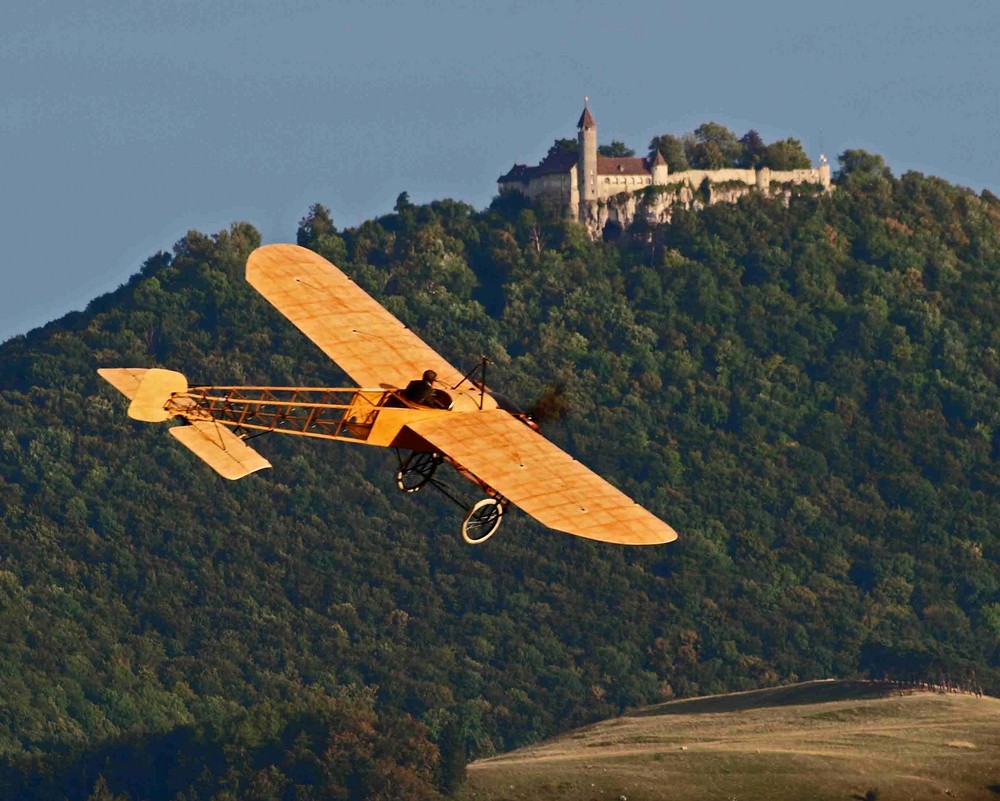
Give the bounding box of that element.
[577,105,595,129]
[652,150,667,166]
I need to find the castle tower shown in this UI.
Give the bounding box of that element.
[577,100,598,217]
[818,154,832,189]
[651,149,669,185]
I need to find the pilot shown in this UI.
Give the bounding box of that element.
[402,369,438,406]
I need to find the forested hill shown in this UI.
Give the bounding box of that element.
[1,152,1000,800]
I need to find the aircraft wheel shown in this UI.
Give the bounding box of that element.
[396,451,441,493]
[462,498,503,545]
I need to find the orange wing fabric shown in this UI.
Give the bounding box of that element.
[169,421,272,480]
[405,411,677,545]
[97,368,150,399]
[247,244,494,406]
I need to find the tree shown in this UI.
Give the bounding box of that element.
[85,776,129,801]
[296,203,335,246]
[697,141,727,169]
[836,149,892,181]
[547,138,578,158]
[598,140,635,157]
[648,134,689,171]
[761,138,811,170]
[297,202,348,264]
[687,122,742,168]
[738,130,766,168]
[436,718,467,794]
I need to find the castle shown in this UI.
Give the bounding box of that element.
[498,104,832,237]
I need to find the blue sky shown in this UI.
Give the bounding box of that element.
[3,0,1000,342]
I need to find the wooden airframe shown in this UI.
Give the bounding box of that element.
[98,244,678,546]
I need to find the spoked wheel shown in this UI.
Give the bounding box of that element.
[396,451,442,493]
[462,498,504,545]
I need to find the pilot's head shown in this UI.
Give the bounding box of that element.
[423,369,438,384]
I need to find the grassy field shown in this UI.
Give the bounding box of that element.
[461,680,1000,801]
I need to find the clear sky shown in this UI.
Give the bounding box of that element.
[3,0,1000,342]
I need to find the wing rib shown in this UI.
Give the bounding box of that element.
[405,411,677,545]
[247,244,494,407]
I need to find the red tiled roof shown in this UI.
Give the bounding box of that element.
[536,149,578,175]
[500,152,655,183]
[498,150,578,183]
[578,106,595,129]
[597,156,650,176]
[498,163,532,182]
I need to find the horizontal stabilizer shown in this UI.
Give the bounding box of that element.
[127,368,188,422]
[169,421,272,480]
[97,368,150,400]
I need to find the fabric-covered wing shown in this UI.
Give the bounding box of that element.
[405,411,677,545]
[97,368,150,399]
[247,244,493,403]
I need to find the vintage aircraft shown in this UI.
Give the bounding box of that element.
[98,244,677,546]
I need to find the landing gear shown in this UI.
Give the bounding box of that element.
[396,449,506,544]
[396,451,442,493]
[462,497,504,545]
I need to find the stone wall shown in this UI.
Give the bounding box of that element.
[638,164,831,195]
[505,171,578,215]
[595,174,652,200]
[660,167,759,189]
[580,167,831,239]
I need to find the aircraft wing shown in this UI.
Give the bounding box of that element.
[247,244,493,405]
[404,411,677,545]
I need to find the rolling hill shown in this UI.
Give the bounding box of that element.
[464,680,1000,801]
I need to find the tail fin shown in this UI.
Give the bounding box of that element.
[98,366,186,421]
[97,367,188,422]
[170,421,271,480]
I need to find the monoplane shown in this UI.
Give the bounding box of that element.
[99,244,677,546]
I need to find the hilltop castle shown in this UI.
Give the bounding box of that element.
[498,104,832,237]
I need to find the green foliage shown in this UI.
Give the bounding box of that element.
[4,694,442,801]
[686,122,743,169]
[297,203,347,266]
[738,130,766,168]
[649,134,689,171]
[598,140,635,158]
[395,191,414,212]
[2,164,1000,798]
[547,138,578,157]
[836,149,892,182]
[760,138,811,170]
[650,125,811,172]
